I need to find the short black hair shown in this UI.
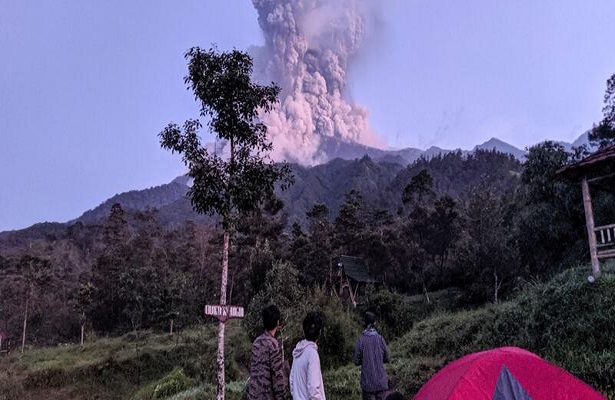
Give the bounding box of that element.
[263,305,280,331]
[385,391,405,400]
[364,311,376,327]
[302,311,324,342]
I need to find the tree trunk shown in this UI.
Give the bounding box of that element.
[21,295,29,353]
[493,268,502,304]
[170,319,174,335]
[422,281,431,304]
[80,323,85,346]
[216,229,230,400]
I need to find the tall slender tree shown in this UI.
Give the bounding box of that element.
[159,47,292,400]
[590,73,615,148]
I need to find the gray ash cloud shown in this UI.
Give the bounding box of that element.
[251,0,383,165]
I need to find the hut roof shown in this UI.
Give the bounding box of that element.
[337,255,378,283]
[557,145,615,179]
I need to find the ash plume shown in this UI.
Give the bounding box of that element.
[251,0,383,165]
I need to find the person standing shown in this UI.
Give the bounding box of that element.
[353,311,391,400]
[248,304,289,400]
[289,311,326,400]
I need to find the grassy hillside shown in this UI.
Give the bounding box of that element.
[388,263,615,398]
[2,263,614,400]
[0,322,250,400]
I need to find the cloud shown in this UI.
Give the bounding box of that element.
[251,0,384,165]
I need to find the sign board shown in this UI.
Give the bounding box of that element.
[204,304,244,322]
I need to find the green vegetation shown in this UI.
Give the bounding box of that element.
[2,263,615,399]
[0,322,248,400]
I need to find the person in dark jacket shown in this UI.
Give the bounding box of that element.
[353,311,391,400]
[248,304,289,400]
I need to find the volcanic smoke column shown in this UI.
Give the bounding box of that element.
[252,0,381,164]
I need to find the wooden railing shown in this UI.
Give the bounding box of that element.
[0,337,10,354]
[595,223,615,259]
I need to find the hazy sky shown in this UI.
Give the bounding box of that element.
[2,1,615,231]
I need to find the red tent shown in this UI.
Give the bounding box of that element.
[414,347,606,400]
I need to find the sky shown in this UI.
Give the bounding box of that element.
[1,0,615,231]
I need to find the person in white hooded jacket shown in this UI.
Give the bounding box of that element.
[289,311,326,400]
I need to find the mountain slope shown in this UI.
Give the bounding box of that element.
[74,176,191,225]
[0,133,588,242]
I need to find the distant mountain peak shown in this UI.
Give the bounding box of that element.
[474,138,527,160]
[171,175,191,186]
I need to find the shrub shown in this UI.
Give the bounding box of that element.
[313,288,362,370]
[323,364,361,399]
[387,356,446,397]
[153,368,192,399]
[243,261,307,344]
[389,265,615,396]
[392,307,498,359]
[359,286,435,340]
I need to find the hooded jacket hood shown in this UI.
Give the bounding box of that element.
[292,339,318,358]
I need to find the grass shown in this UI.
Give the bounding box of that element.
[0,321,248,400]
[2,263,615,399]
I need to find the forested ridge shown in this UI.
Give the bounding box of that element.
[2,143,614,344]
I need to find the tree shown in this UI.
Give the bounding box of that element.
[590,73,615,148]
[301,203,333,285]
[76,282,94,346]
[457,183,518,305]
[424,196,462,278]
[402,169,435,208]
[2,256,58,352]
[91,204,132,333]
[515,142,585,276]
[159,46,293,400]
[333,190,367,255]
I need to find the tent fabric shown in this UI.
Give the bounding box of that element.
[414,347,606,400]
[492,366,532,400]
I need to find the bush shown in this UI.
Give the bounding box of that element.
[312,288,362,370]
[182,322,248,384]
[544,346,615,397]
[392,307,498,359]
[153,368,192,399]
[387,356,446,397]
[243,261,307,344]
[389,265,615,396]
[323,364,361,399]
[359,286,434,340]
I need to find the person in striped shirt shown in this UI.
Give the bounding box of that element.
[248,304,289,400]
[353,311,391,400]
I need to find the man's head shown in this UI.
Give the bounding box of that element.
[302,311,324,342]
[364,311,376,328]
[263,304,280,332]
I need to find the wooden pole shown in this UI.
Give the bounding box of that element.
[581,176,601,278]
[21,296,29,353]
[216,230,230,400]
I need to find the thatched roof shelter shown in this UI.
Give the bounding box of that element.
[557,145,615,278]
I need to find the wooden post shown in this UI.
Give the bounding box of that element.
[21,296,29,353]
[216,230,230,400]
[581,176,601,278]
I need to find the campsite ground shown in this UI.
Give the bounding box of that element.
[1,263,614,400]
